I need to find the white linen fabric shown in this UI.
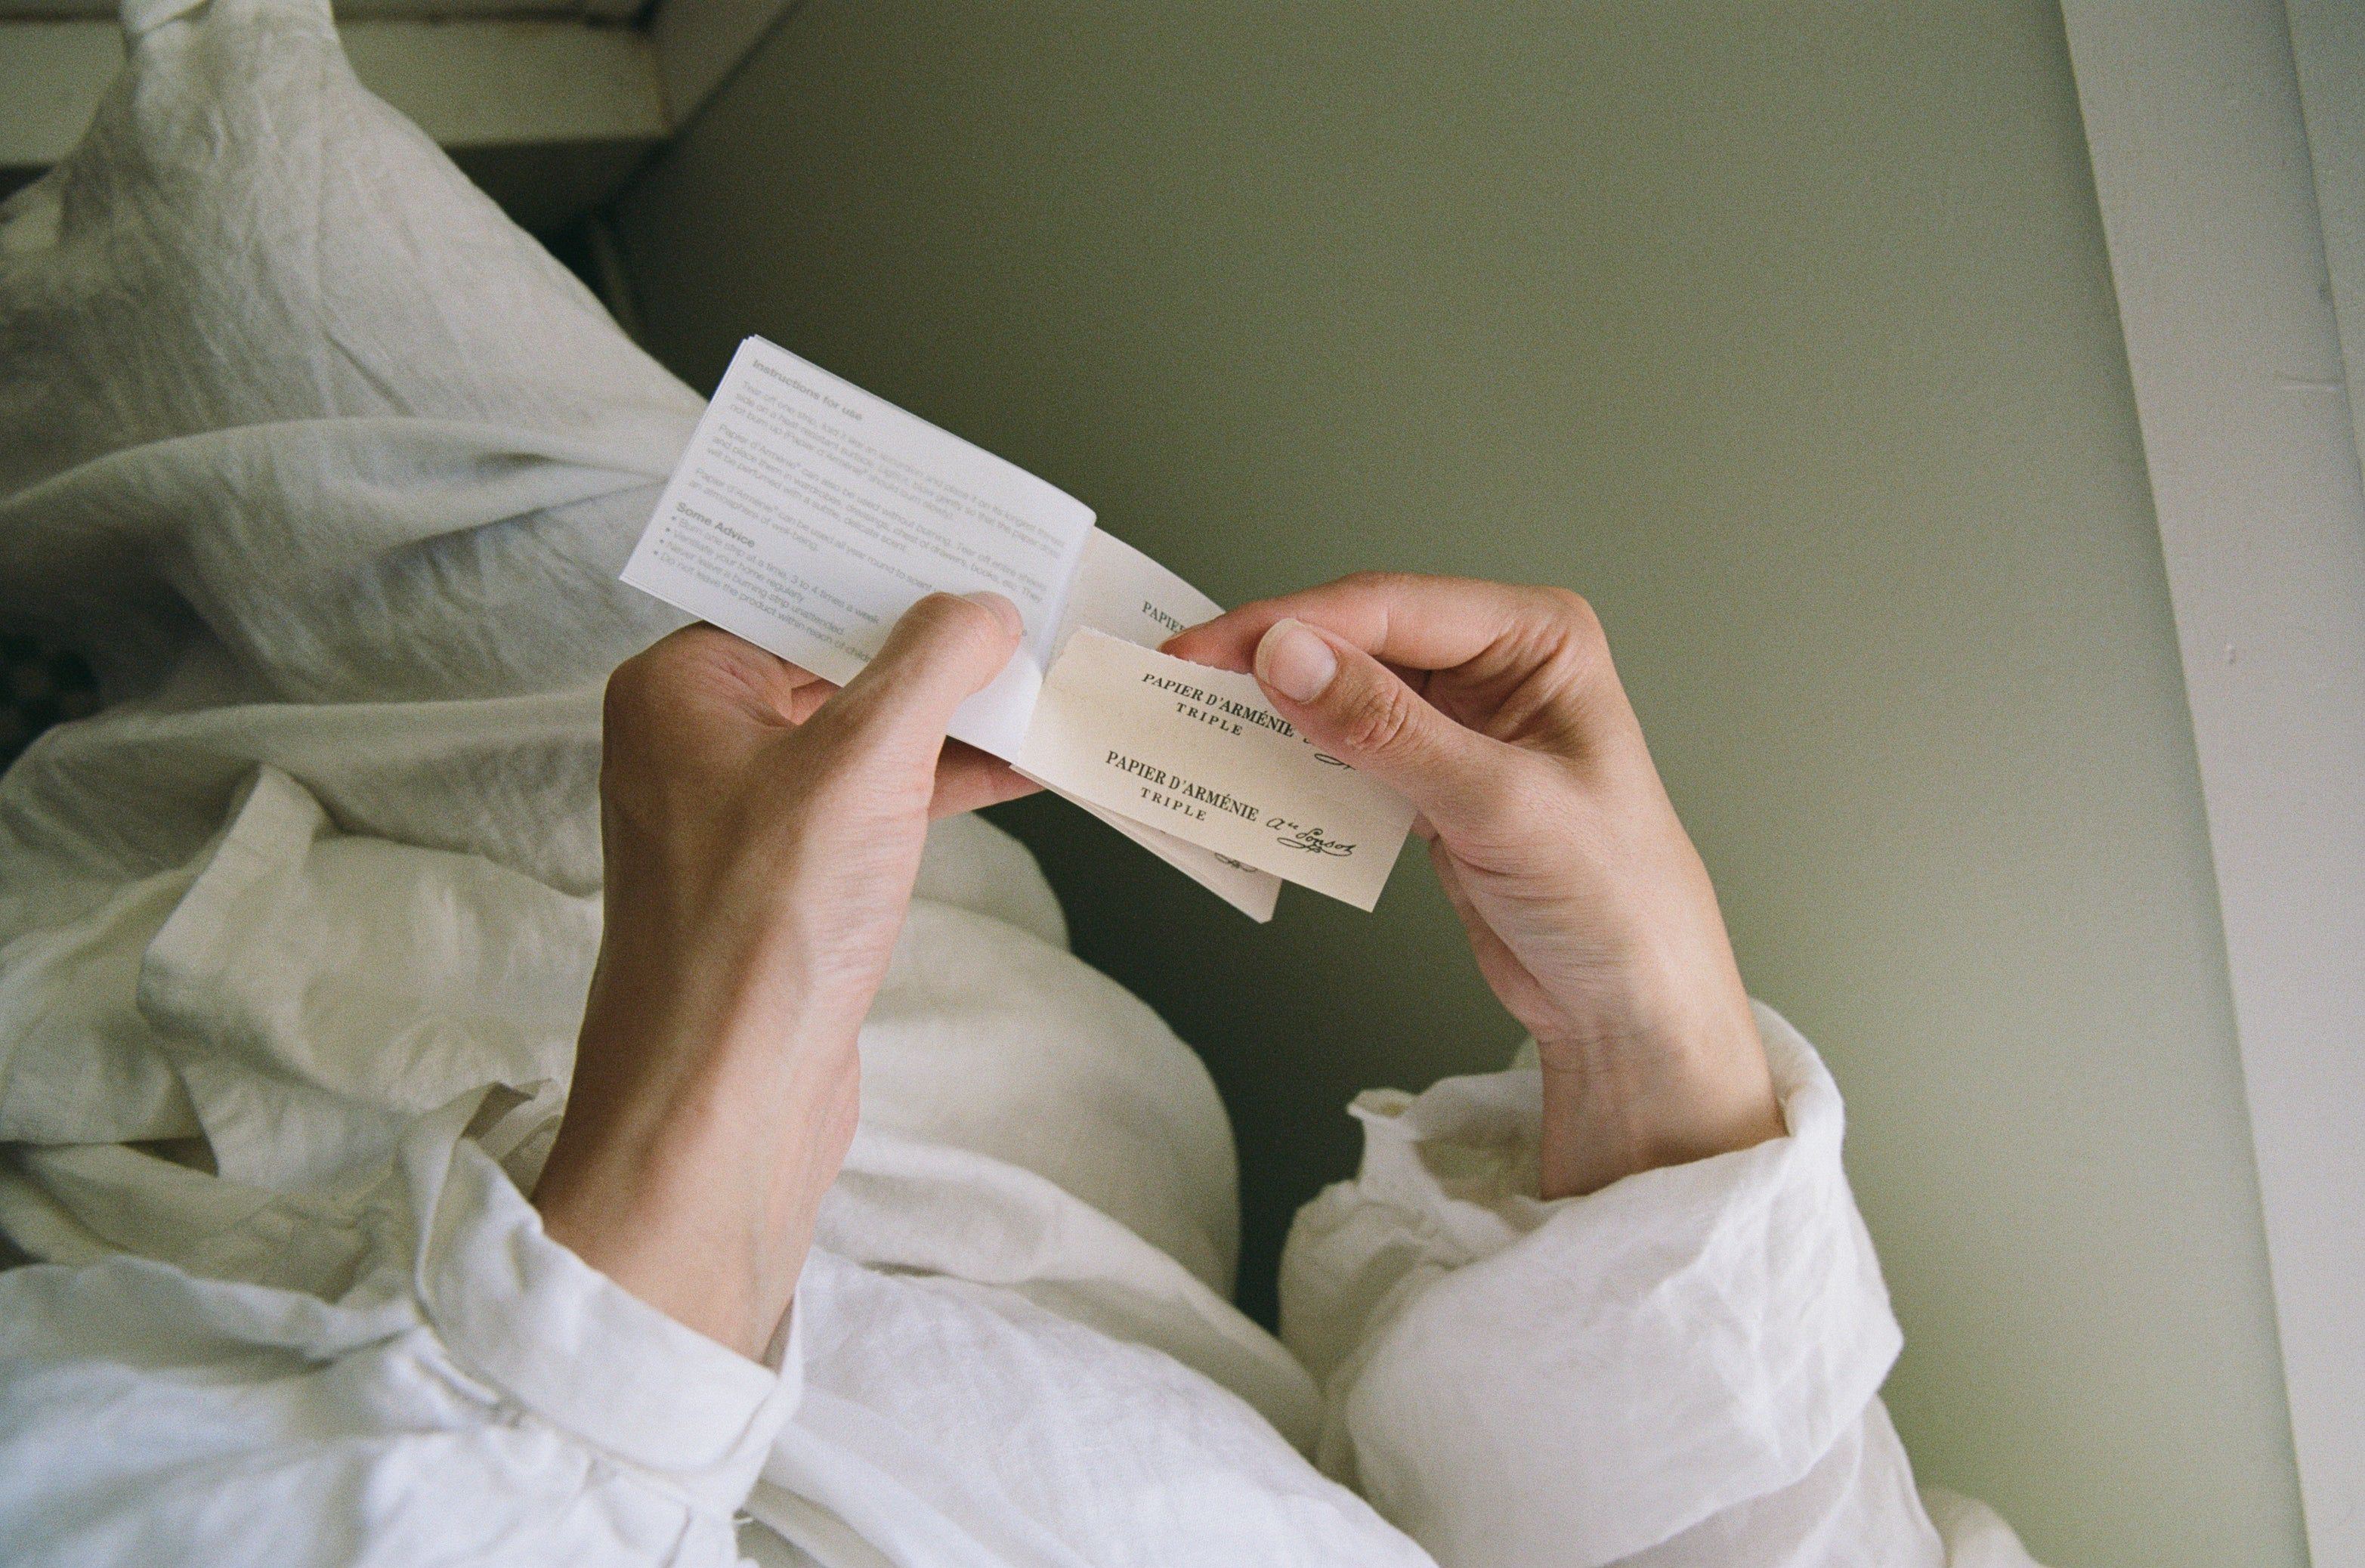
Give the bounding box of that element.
[0,2,2046,1563]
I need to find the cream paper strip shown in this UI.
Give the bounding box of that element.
[1016,630,1414,910]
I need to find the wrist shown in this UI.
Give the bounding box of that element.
[536,1045,855,1356]
[1532,993,1783,1199]
[534,944,860,1357]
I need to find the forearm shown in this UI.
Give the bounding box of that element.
[534,1044,851,1359]
[1534,991,1784,1198]
[534,926,859,1359]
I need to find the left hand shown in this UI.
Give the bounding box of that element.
[533,593,1034,1358]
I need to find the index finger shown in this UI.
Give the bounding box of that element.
[1161,571,1591,679]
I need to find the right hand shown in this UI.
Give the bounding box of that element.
[1165,573,1783,1198]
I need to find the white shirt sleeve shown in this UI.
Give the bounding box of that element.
[0,1103,802,1568]
[1278,1003,2047,1568]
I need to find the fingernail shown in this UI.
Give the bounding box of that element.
[1257,618,1337,703]
[961,590,1024,639]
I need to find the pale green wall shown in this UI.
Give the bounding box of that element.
[610,4,2306,1563]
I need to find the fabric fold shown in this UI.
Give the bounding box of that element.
[403,1109,802,1514]
[1281,1004,1904,1567]
[0,1111,790,1564]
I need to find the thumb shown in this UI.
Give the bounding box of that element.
[1251,617,1505,826]
[823,591,1023,755]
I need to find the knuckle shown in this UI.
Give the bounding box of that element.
[1538,586,1606,650]
[912,591,1009,652]
[602,633,693,731]
[1519,587,1610,691]
[601,650,663,734]
[600,626,744,774]
[607,625,726,697]
[1341,677,1426,757]
[908,590,966,626]
[1337,568,1420,598]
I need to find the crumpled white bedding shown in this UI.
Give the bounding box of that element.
[0,2,2046,1563]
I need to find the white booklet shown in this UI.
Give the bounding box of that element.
[620,336,1414,920]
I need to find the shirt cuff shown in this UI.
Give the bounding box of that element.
[1280,1003,1902,1567]
[400,1106,802,1518]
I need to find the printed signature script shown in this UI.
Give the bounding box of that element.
[1272,820,1356,857]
